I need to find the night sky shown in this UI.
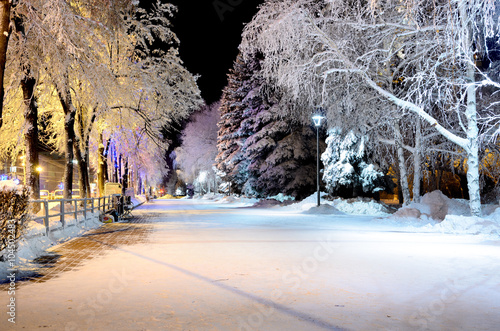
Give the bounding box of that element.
[168,0,264,104]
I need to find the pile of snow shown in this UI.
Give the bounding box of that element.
[331,197,390,216]
[436,214,500,238]
[282,192,389,216]
[0,213,102,281]
[302,204,345,215]
[267,193,295,202]
[379,190,500,239]
[200,193,226,200]
[284,192,329,212]
[390,191,473,222]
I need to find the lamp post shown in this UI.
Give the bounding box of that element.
[312,114,325,207]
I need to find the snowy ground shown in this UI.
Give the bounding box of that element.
[1,195,499,330]
[0,196,146,280]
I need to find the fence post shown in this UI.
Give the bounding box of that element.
[91,197,95,214]
[83,198,87,220]
[74,199,78,221]
[60,201,65,228]
[43,200,49,236]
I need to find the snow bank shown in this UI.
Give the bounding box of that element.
[0,213,103,281]
[282,192,389,216]
[283,192,329,212]
[331,197,390,216]
[436,215,500,238]
[378,191,500,239]
[215,195,259,206]
[302,204,345,215]
[267,193,295,202]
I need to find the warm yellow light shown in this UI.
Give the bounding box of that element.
[36,166,42,172]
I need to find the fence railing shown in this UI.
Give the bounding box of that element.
[31,195,116,236]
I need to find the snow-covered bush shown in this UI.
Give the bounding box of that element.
[0,181,30,257]
[322,128,386,198]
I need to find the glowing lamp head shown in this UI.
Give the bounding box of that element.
[36,166,42,172]
[312,115,325,127]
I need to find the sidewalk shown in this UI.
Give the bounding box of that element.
[0,215,152,289]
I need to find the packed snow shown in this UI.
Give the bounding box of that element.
[1,197,499,330]
[0,196,147,281]
[183,190,500,241]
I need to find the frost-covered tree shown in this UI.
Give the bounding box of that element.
[0,0,134,199]
[176,102,220,186]
[218,50,319,199]
[0,0,201,199]
[216,53,256,193]
[322,128,385,199]
[0,0,10,130]
[242,0,500,216]
[241,100,319,199]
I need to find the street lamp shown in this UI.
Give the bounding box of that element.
[312,114,325,207]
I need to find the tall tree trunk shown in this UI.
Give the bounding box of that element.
[464,64,482,216]
[103,138,110,183]
[97,132,105,196]
[117,154,123,187]
[122,159,128,195]
[0,0,11,129]
[394,119,411,206]
[137,175,142,196]
[412,117,422,203]
[460,3,482,217]
[73,143,88,198]
[74,110,87,198]
[21,71,40,208]
[84,139,91,196]
[112,146,118,183]
[56,85,76,200]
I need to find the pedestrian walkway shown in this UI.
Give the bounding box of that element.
[0,216,153,289]
[1,199,499,331]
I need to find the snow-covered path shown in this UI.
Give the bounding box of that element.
[2,199,500,330]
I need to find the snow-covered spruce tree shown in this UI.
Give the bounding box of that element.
[241,0,500,216]
[241,98,319,200]
[322,128,386,199]
[216,53,257,194]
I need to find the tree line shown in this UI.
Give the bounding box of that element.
[205,0,500,215]
[0,0,201,202]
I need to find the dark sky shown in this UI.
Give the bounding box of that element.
[168,0,264,104]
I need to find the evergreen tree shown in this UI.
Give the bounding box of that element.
[322,128,386,199]
[241,100,318,199]
[215,53,257,193]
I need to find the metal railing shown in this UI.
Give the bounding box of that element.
[31,196,116,236]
